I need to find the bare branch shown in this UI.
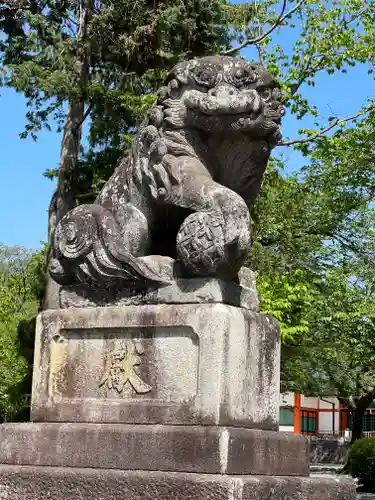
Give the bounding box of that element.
[256,18,265,66]
[223,0,305,56]
[72,102,92,136]
[279,105,375,147]
[343,7,367,28]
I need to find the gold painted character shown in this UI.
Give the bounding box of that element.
[99,340,152,394]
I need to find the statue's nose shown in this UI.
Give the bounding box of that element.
[208,84,238,98]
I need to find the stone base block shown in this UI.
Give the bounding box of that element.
[59,267,259,311]
[0,423,309,476]
[31,304,280,428]
[0,466,356,500]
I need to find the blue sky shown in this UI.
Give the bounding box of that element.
[0,87,59,249]
[0,8,374,250]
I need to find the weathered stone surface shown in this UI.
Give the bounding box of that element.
[49,56,284,290]
[310,438,350,465]
[31,304,280,428]
[0,466,356,500]
[0,423,309,476]
[59,267,259,310]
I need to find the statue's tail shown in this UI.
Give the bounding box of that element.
[49,204,170,287]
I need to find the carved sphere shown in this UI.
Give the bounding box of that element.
[176,211,226,276]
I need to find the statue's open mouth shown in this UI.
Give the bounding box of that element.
[183,87,281,137]
[200,92,263,116]
[184,88,262,117]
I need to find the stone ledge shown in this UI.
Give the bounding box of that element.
[59,267,259,311]
[0,465,356,500]
[0,423,309,476]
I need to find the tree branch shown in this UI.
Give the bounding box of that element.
[223,0,305,56]
[284,7,368,97]
[279,105,375,147]
[72,102,92,136]
[256,18,266,66]
[286,54,326,96]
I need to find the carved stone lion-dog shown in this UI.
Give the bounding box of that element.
[50,56,284,288]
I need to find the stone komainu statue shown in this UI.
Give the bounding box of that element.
[50,56,284,287]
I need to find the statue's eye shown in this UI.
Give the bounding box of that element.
[233,66,258,85]
[195,69,216,87]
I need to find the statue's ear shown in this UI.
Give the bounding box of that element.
[164,71,180,86]
[166,59,198,86]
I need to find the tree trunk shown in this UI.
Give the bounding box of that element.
[351,405,366,444]
[351,394,375,444]
[43,0,91,309]
[43,192,59,310]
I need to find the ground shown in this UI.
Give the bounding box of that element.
[311,472,375,499]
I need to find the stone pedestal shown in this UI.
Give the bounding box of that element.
[0,303,355,499]
[31,304,279,427]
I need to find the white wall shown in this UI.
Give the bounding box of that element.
[317,398,340,433]
[301,395,318,408]
[319,397,339,410]
[280,392,294,406]
[319,412,333,433]
[279,425,294,432]
[318,410,340,434]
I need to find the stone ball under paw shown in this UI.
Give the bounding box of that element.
[176,211,226,276]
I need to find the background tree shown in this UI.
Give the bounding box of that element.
[224,2,375,443]
[226,0,375,144]
[0,244,46,422]
[280,264,375,444]
[255,111,375,442]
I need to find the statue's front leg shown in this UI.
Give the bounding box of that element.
[151,155,251,280]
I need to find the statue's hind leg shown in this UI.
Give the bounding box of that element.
[111,202,151,257]
[49,202,172,286]
[95,162,152,258]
